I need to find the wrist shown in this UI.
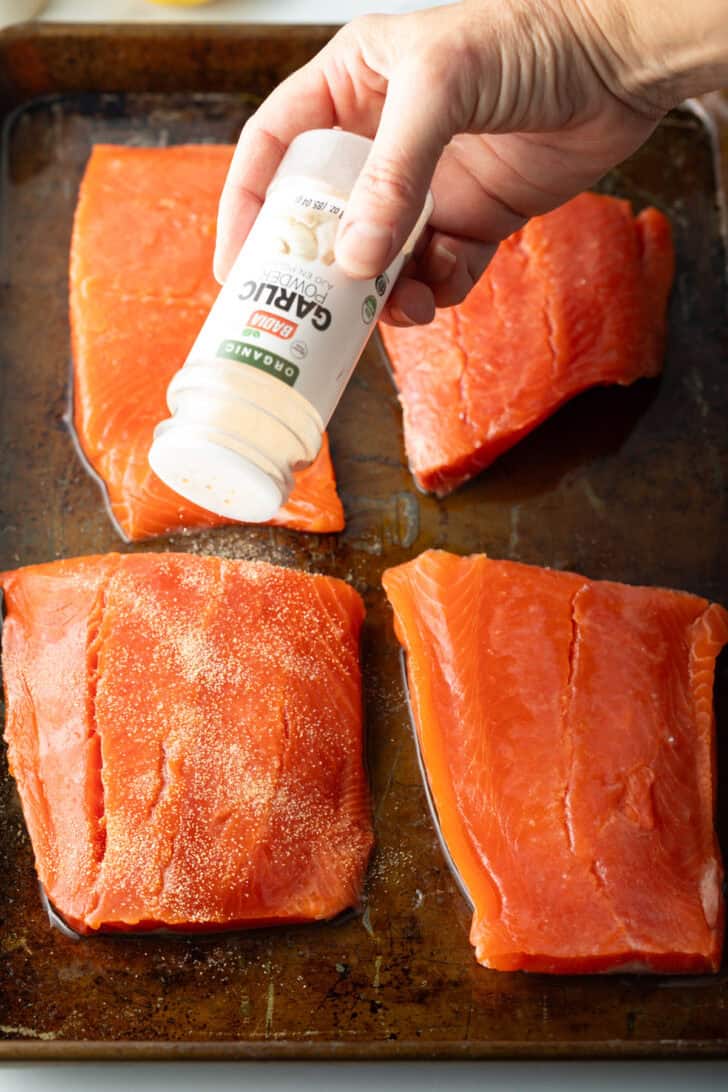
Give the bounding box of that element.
[568,0,728,114]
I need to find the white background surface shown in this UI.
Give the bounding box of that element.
[1,1,727,1088]
[35,0,442,24]
[1,1061,728,1089]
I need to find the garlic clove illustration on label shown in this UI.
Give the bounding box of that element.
[266,201,346,265]
[267,215,294,256]
[285,220,319,260]
[298,209,322,229]
[315,217,338,265]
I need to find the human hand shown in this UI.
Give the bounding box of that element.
[215,0,728,325]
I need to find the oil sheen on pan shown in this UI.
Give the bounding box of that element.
[0,553,373,934]
[383,549,727,974]
[379,193,674,495]
[69,144,344,541]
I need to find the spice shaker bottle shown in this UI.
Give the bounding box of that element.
[149,129,432,522]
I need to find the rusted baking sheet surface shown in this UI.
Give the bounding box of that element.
[0,24,726,1060]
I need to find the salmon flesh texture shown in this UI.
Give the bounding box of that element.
[70,145,344,541]
[380,193,674,495]
[1,553,373,933]
[383,549,726,973]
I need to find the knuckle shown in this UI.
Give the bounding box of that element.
[358,157,418,211]
[413,37,482,129]
[337,13,382,48]
[414,45,452,90]
[350,12,386,37]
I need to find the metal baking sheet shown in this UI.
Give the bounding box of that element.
[0,24,726,1060]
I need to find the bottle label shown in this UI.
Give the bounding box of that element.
[187,180,408,424]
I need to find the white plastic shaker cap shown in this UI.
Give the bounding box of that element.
[149,426,284,524]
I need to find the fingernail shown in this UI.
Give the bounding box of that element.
[389,305,417,326]
[430,242,457,283]
[435,242,457,264]
[335,220,393,277]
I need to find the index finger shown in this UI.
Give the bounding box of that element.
[214,62,335,283]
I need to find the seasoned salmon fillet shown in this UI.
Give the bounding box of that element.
[1,554,372,933]
[70,145,344,541]
[383,550,726,973]
[380,193,674,495]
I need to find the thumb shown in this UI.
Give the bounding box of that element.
[335,64,453,278]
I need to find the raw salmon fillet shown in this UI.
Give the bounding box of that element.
[70,145,344,540]
[1,553,372,933]
[383,550,726,973]
[380,193,674,494]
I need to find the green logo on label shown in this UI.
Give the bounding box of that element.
[217,340,299,387]
[361,295,377,325]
